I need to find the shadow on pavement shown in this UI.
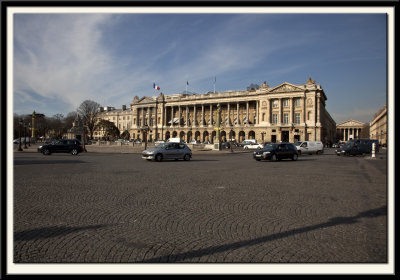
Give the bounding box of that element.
[142,205,387,262]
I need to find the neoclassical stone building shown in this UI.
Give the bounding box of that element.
[336,120,368,142]
[95,78,336,145]
[370,105,387,146]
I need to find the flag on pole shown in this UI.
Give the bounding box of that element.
[187,81,189,86]
[153,83,160,90]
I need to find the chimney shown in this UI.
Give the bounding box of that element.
[122,105,126,111]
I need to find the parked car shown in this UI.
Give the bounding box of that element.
[188,140,199,144]
[38,139,83,155]
[336,139,379,156]
[142,142,192,162]
[13,138,31,144]
[243,143,263,149]
[154,140,165,145]
[221,142,230,149]
[253,143,298,161]
[294,141,324,155]
[238,139,257,147]
[115,139,129,143]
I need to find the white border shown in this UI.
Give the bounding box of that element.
[7,6,395,275]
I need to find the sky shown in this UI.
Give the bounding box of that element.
[11,9,388,124]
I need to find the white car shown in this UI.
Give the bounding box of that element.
[243,143,263,149]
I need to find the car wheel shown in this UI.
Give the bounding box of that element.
[271,154,277,162]
[244,146,248,149]
[292,154,298,161]
[155,154,163,162]
[183,154,191,161]
[71,149,78,155]
[43,149,51,155]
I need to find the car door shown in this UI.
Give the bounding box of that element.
[281,144,290,159]
[176,143,186,159]
[164,143,177,159]
[51,140,64,153]
[276,144,285,159]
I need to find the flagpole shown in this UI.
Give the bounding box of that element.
[213,76,216,93]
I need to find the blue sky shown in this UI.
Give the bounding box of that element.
[12,10,388,124]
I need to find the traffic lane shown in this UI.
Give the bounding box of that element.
[12,152,387,263]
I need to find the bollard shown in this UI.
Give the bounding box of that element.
[371,142,376,158]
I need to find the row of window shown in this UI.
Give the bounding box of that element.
[272,98,301,108]
[271,113,301,124]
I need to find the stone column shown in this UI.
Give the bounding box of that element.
[171,106,174,127]
[317,95,321,124]
[201,105,204,127]
[193,105,197,126]
[185,105,189,127]
[290,98,294,124]
[209,104,213,126]
[227,103,231,126]
[256,101,259,124]
[236,102,240,125]
[246,101,249,126]
[179,106,182,127]
[303,96,306,125]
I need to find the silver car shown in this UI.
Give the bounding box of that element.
[142,142,192,162]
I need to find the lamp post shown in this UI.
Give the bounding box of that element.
[23,122,28,149]
[28,123,31,146]
[142,124,150,150]
[18,119,23,151]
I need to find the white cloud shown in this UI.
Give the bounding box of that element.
[14,14,116,112]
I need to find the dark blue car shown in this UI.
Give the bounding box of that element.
[38,139,83,155]
[253,143,298,161]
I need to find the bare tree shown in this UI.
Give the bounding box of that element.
[77,100,100,140]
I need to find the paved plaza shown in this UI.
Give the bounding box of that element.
[10,145,390,273]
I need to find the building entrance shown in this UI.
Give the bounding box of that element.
[281,131,289,142]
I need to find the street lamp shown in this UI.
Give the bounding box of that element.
[23,122,28,149]
[142,124,150,150]
[28,123,31,146]
[18,119,23,151]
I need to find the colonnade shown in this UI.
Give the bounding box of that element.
[337,128,362,141]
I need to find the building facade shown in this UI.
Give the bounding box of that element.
[370,105,387,146]
[93,105,132,139]
[95,78,336,145]
[336,120,368,142]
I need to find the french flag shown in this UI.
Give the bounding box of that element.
[153,83,160,90]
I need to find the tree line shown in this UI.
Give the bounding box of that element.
[13,100,127,141]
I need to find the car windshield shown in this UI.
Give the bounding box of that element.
[262,143,278,151]
[294,141,302,146]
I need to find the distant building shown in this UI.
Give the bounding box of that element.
[336,120,368,142]
[94,105,132,139]
[67,114,84,141]
[94,78,337,145]
[370,105,387,146]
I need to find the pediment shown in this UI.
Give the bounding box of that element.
[138,96,156,104]
[269,82,304,93]
[337,120,366,128]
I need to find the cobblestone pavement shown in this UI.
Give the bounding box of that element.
[11,146,390,273]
